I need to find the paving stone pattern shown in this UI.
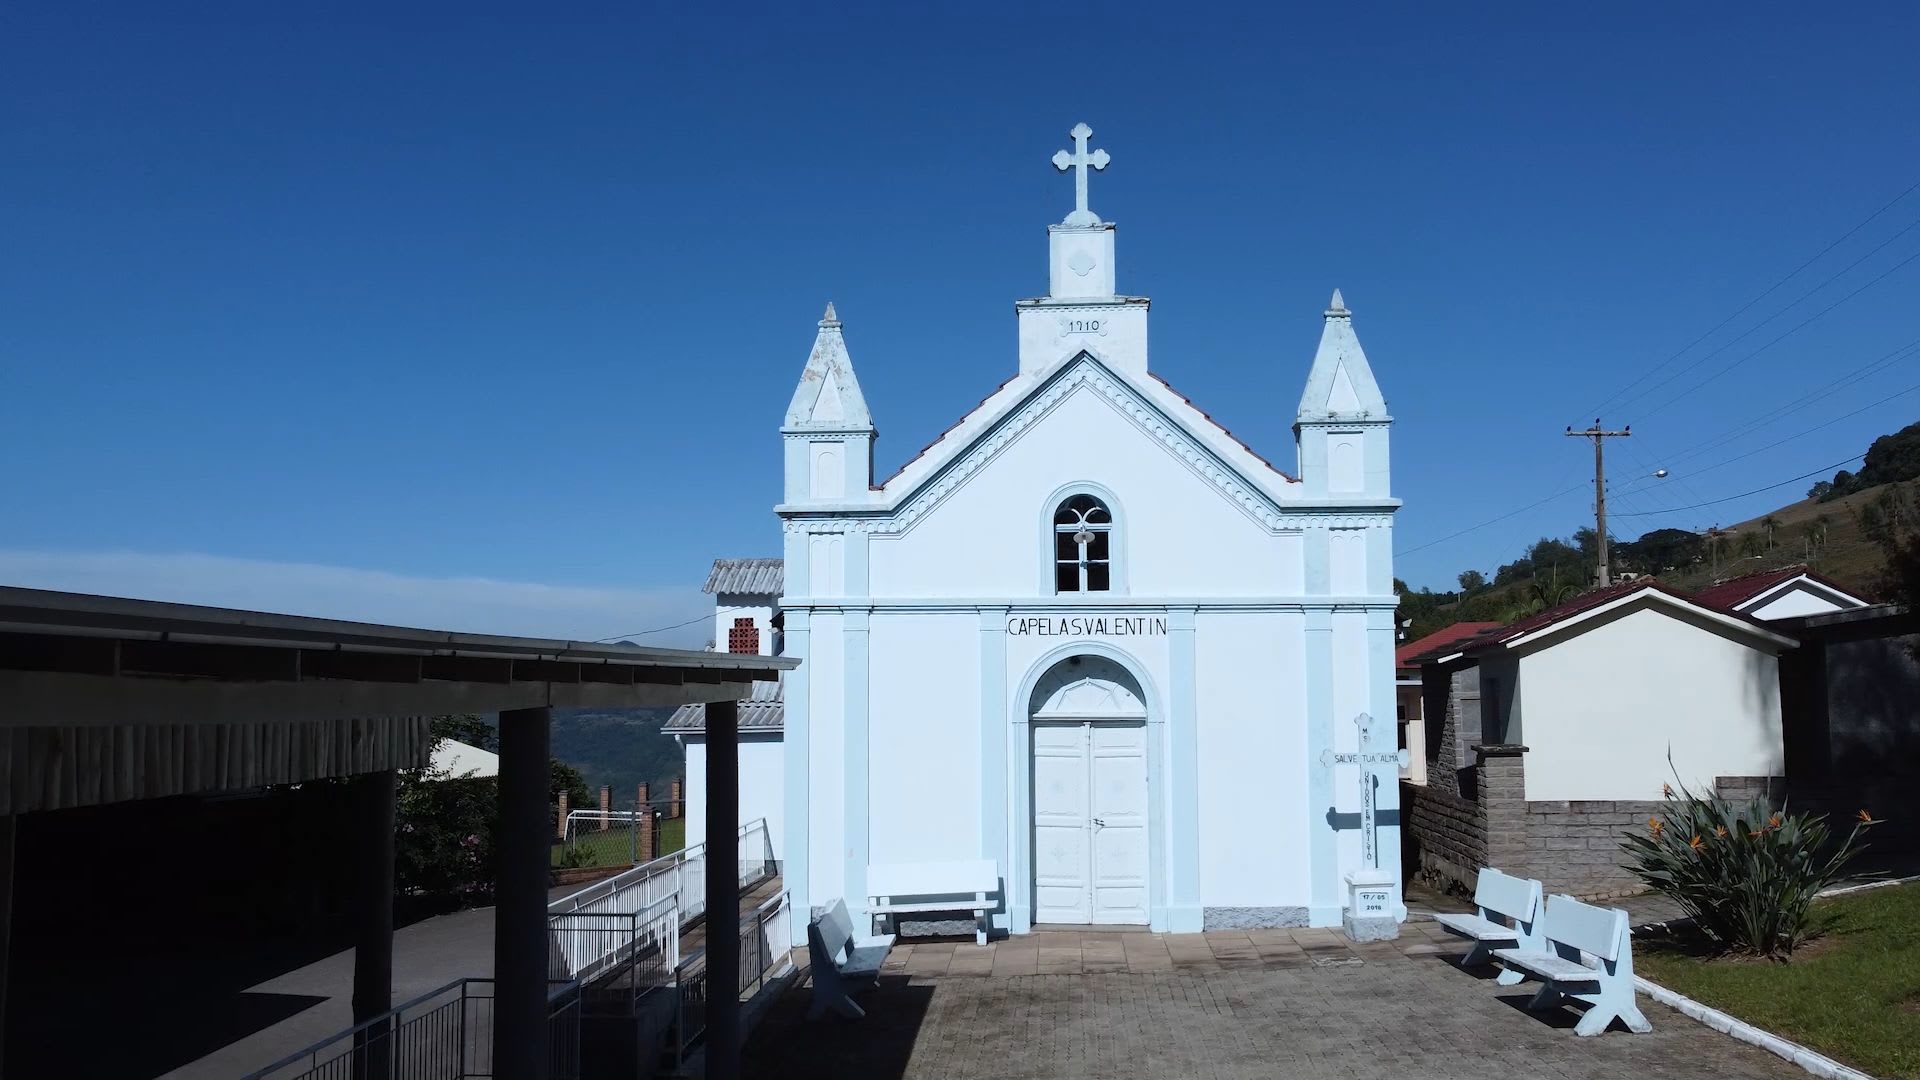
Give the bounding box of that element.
[743,925,1806,1080]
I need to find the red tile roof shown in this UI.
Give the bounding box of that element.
[1691,565,1864,611]
[1404,576,1788,667]
[1396,622,1501,670]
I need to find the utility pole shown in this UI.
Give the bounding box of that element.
[1567,419,1632,587]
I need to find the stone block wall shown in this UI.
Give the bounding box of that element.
[1399,666,1791,898]
[1401,668,1487,891]
[1520,798,1670,898]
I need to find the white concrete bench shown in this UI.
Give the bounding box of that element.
[805,898,892,1020]
[867,859,999,945]
[1494,894,1652,1036]
[1431,867,1545,986]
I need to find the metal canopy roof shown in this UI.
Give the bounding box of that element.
[0,586,797,728]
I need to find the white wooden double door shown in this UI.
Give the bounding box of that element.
[1032,720,1149,925]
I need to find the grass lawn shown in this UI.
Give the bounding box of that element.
[1637,882,1920,1079]
[550,816,688,868]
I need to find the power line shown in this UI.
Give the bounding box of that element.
[1649,337,1920,469]
[1610,453,1866,519]
[1582,176,1920,421]
[1394,483,1586,558]
[593,604,753,643]
[1632,245,1920,423]
[1648,380,1920,484]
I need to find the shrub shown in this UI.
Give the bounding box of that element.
[556,842,597,869]
[1620,777,1877,959]
[396,772,499,909]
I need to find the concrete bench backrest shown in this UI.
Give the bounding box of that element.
[1540,894,1627,963]
[1472,867,1541,925]
[868,859,999,900]
[811,898,856,964]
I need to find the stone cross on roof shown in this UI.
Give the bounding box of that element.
[1051,122,1110,227]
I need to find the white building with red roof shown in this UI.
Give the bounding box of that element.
[759,123,1403,942]
[1403,579,1801,896]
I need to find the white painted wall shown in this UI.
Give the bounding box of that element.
[712,597,776,655]
[1195,612,1311,907]
[1330,612,1370,873]
[682,732,786,858]
[1515,606,1785,801]
[867,613,980,864]
[804,613,846,904]
[1744,583,1856,621]
[868,387,1302,598]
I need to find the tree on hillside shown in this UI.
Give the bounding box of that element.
[1503,575,1580,621]
[1802,515,1831,555]
[1458,569,1486,591]
[1761,515,1781,550]
[1859,420,1920,488]
[1615,528,1704,573]
[1737,531,1766,558]
[1808,480,1834,500]
[1706,526,1727,571]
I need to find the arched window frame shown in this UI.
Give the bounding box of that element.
[1040,483,1127,596]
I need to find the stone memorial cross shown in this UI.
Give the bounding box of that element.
[1052,122,1110,227]
[1320,712,1406,869]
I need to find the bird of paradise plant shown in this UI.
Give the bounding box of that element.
[1620,766,1879,958]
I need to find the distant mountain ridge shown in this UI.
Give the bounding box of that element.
[549,706,686,809]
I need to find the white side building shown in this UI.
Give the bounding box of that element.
[666,558,788,860]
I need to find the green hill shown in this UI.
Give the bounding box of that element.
[549,707,687,810]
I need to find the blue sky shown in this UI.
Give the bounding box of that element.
[4,3,1918,644]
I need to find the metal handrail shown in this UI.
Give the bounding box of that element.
[240,977,582,1080]
[548,816,768,915]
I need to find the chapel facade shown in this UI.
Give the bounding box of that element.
[766,124,1403,940]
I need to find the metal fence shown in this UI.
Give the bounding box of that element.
[550,817,773,923]
[671,890,793,1068]
[558,809,652,869]
[547,893,680,990]
[241,978,582,1080]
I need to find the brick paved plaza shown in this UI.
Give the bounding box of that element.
[741,923,1806,1079]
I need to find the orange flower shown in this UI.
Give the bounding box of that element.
[1662,783,1674,798]
[1768,813,1782,829]
[1714,826,1728,838]
[1647,817,1664,835]
[1858,809,1874,824]
[1688,834,1705,850]
[1749,830,1765,838]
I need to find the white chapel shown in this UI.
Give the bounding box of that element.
[675,123,1405,942]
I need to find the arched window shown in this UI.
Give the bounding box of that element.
[1053,493,1113,593]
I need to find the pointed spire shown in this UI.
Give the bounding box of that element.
[785,303,872,429]
[1297,289,1386,422]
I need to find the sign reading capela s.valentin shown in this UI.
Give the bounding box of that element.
[1006,615,1168,637]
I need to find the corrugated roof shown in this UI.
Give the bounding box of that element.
[1396,622,1501,670]
[1404,577,1791,666]
[663,675,784,733]
[702,558,784,596]
[1692,565,1866,611]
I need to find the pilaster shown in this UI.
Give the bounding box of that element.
[782,609,811,946]
[843,608,871,918]
[979,608,1009,932]
[1166,606,1202,932]
[1305,608,1340,925]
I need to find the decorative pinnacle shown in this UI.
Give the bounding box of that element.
[821,301,839,326]
[1326,288,1349,316]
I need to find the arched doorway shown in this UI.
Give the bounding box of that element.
[1029,656,1150,925]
